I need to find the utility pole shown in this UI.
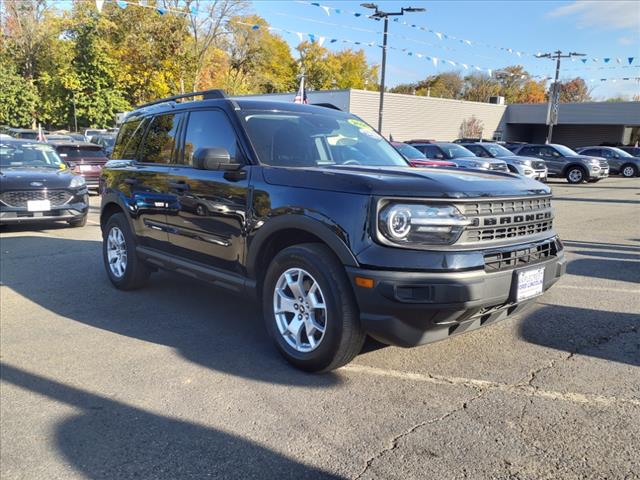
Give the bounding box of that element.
[361,3,425,135]
[536,50,586,144]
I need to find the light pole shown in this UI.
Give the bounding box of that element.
[361,3,425,134]
[536,50,585,143]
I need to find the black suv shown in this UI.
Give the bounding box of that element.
[100,90,566,372]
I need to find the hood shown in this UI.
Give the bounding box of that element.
[0,167,76,190]
[568,155,605,163]
[262,165,549,199]
[498,155,537,163]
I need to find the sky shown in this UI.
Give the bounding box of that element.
[249,0,640,99]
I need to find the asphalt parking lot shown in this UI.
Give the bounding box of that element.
[1,176,639,480]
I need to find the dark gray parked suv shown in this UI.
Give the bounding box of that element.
[576,146,640,178]
[511,144,609,184]
[100,90,565,372]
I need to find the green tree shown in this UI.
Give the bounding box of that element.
[463,74,501,102]
[329,49,378,90]
[0,63,38,127]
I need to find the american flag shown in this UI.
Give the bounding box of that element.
[293,75,308,104]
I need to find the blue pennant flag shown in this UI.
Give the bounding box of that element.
[189,5,197,15]
[581,58,587,63]
[251,25,260,30]
[308,33,315,42]
[330,38,338,43]
[408,52,413,56]
[354,12,361,17]
[604,58,610,63]
[116,0,127,8]
[311,2,320,6]
[629,57,635,65]
[156,7,166,15]
[334,9,341,14]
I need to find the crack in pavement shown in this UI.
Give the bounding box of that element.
[353,389,486,480]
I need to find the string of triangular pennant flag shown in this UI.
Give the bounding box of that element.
[296,0,637,65]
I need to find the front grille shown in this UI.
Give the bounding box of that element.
[459,197,552,216]
[0,190,73,208]
[456,196,554,246]
[599,160,609,169]
[484,240,557,273]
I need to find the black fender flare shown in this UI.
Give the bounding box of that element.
[246,215,359,279]
[100,190,135,233]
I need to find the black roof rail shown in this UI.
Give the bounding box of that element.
[136,89,227,109]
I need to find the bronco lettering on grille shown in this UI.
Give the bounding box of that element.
[483,211,552,226]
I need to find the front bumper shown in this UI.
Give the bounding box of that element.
[590,167,609,179]
[0,198,88,224]
[346,249,566,347]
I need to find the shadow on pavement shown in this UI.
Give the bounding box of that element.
[563,240,640,284]
[0,235,341,388]
[519,305,640,367]
[552,197,640,205]
[562,240,640,253]
[0,363,344,480]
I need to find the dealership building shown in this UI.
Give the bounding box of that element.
[239,89,640,148]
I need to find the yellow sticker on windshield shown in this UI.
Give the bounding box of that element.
[347,118,374,130]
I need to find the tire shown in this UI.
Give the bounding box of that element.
[587,178,601,183]
[621,164,638,178]
[102,212,150,290]
[262,243,366,372]
[68,214,87,227]
[566,166,587,184]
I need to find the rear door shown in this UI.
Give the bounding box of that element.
[165,108,250,274]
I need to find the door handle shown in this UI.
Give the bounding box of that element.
[169,181,189,191]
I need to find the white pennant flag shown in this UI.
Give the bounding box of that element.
[95,0,104,12]
[318,36,326,47]
[416,53,423,58]
[432,57,438,68]
[321,6,331,16]
[462,63,468,70]
[435,32,443,40]
[488,69,492,77]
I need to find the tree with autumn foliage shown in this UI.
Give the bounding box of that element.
[558,78,592,103]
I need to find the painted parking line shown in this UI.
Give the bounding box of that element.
[344,364,640,408]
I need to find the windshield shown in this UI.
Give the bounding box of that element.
[553,145,579,157]
[610,147,633,157]
[56,146,105,158]
[242,112,408,167]
[0,143,64,169]
[440,144,476,159]
[484,144,513,157]
[395,143,426,159]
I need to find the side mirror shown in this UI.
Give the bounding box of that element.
[193,147,240,171]
[66,161,76,169]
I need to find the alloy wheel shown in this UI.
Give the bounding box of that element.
[107,226,128,278]
[622,166,635,177]
[568,169,583,183]
[273,268,327,353]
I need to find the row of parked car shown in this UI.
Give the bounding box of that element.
[390,139,640,184]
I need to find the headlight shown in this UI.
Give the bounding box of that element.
[378,202,471,246]
[70,175,86,188]
[464,160,489,169]
[523,168,535,175]
[511,159,531,166]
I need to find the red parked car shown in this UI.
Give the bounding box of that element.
[49,142,108,191]
[391,142,457,168]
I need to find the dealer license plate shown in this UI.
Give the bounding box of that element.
[80,165,94,172]
[27,200,51,212]
[516,267,545,302]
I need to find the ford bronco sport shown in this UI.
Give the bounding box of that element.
[100,90,566,372]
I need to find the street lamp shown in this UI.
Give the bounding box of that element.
[536,50,586,143]
[361,3,425,134]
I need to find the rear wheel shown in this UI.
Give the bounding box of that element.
[262,243,366,372]
[621,164,638,178]
[566,166,587,184]
[102,212,150,290]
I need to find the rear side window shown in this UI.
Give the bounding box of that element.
[112,118,149,160]
[183,110,238,166]
[465,145,486,157]
[140,113,182,164]
[519,146,540,156]
[422,145,443,159]
[581,149,600,157]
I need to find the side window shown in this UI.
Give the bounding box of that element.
[422,145,440,159]
[140,113,182,164]
[519,146,538,157]
[470,146,488,157]
[183,110,239,166]
[581,149,598,156]
[113,118,148,160]
[540,147,560,158]
[600,149,613,158]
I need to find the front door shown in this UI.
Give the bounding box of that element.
[165,109,250,274]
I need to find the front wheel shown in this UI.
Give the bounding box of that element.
[621,164,638,178]
[262,243,366,372]
[566,166,587,184]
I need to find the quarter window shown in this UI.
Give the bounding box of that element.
[520,146,541,157]
[113,118,149,160]
[140,114,182,164]
[183,110,239,166]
